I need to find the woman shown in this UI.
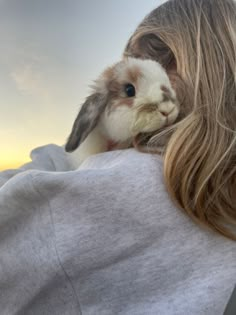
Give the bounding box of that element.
[0,0,235,314]
[124,0,236,241]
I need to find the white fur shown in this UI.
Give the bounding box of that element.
[101,58,177,142]
[68,58,179,168]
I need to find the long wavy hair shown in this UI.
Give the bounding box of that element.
[124,0,236,240]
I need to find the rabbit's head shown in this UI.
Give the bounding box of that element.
[65,57,179,152]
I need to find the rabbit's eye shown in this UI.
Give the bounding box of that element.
[125,84,135,97]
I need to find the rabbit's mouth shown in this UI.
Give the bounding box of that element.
[137,103,178,120]
[131,102,179,136]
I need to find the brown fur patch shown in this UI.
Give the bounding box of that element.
[103,66,115,81]
[161,85,176,103]
[107,139,118,151]
[107,79,121,96]
[104,63,141,116]
[127,66,142,85]
[116,98,134,107]
[160,85,170,94]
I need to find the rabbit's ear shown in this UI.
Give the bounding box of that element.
[65,93,107,152]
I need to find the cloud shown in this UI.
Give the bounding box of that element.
[10,61,50,99]
[11,64,43,94]
[8,43,52,98]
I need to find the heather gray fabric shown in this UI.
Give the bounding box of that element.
[0,144,235,315]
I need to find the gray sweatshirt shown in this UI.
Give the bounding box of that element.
[0,144,235,315]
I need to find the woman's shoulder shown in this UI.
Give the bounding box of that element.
[78,148,163,173]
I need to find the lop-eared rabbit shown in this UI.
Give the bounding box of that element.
[65,57,179,167]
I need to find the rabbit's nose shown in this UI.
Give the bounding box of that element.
[159,110,169,117]
[158,102,176,117]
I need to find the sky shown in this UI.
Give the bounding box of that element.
[0,0,166,170]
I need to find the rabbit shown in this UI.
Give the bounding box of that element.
[65,57,179,167]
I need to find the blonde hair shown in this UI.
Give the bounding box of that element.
[124,0,236,240]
